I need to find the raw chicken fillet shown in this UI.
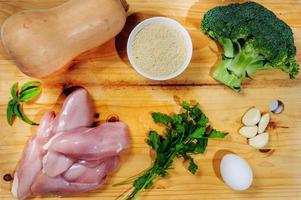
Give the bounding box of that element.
[11,88,130,199]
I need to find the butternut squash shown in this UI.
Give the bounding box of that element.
[1,0,128,78]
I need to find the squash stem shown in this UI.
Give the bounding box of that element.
[119,0,129,12]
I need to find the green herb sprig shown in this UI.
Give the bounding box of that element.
[114,101,228,200]
[7,81,42,126]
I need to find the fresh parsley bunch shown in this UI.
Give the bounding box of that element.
[116,101,227,200]
[7,81,41,126]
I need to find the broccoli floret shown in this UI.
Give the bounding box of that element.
[201,2,299,91]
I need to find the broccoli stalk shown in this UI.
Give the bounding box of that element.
[201,2,299,91]
[214,38,271,91]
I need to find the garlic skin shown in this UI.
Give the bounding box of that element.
[269,100,284,114]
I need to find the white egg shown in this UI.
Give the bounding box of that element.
[220,154,253,191]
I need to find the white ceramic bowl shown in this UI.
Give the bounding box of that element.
[127,17,193,81]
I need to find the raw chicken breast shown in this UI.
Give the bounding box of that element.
[63,156,119,183]
[52,88,94,133]
[11,88,130,200]
[42,151,74,177]
[31,173,101,196]
[12,111,55,199]
[45,122,130,160]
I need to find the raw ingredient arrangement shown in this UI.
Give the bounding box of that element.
[0,0,300,200]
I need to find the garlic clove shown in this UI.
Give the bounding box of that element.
[274,104,284,114]
[269,100,284,114]
[239,126,258,138]
[269,100,279,112]
[242,108,261,126]
[248,133,269,149]
[258,113,270,134]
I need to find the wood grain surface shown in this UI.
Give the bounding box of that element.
[1,0,301,200]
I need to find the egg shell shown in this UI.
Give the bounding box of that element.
[220,154,253,191]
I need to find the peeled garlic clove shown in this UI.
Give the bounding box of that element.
[239,126,258,138]
[258,113,270,134]
[249,133,269,149]
[242,108,261,126]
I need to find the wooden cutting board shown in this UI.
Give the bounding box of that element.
[0,0,301,199]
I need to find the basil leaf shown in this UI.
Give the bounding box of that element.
[11,83,18,99]
[19,87,41,102]
[7,81,42,126]
[13,104,38,126]
[7,100,16,125]
[20,81,41,94]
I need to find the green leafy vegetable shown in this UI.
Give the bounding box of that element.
[188,156,198,174]
[190,127,206,139]
[201,2,299,91]
[7,100,16,125]
[115,101,227,200]
[151,112,172,125]
[209,130,228,138]
[20,81,41,92]
[19,87,41,102]
[11,83,18,99]
[147,131,161,151]
[6,81,41,126]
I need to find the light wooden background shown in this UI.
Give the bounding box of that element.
[0,0,301,199]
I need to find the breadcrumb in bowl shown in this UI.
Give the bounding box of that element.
[127,17,193,80]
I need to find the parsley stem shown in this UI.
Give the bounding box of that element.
[117,102,227,200]
[126,173,158,200]
[126,150,178,199]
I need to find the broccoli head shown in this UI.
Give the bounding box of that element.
[201,2,299,91]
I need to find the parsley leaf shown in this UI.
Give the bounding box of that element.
[152,112,172,125]
[115,101,227,200]
[209,130,228,138]
[190,127,206,139]
[147,131,161,151]
[188,157,198,175]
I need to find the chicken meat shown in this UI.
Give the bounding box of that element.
[11,88,130,199]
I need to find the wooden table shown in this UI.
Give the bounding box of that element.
[0,0,301,199]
